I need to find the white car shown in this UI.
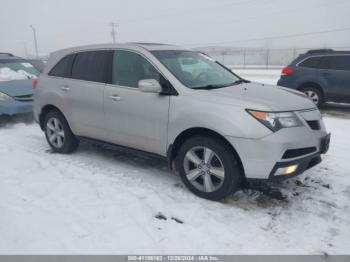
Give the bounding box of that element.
[33,43,330,200]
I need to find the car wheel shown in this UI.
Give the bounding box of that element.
[44,110,79,153]
[176,135,243,201]
[300,87,323,107]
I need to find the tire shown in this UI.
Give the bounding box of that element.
[44,110,79,153]
[300,86,323,107]
[176,135,243,201]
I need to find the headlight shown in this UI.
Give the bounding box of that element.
[0,92,14,101]
[247,110,303,132]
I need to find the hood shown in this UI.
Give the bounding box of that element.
[206,82,316,111]
[0,79,33,97]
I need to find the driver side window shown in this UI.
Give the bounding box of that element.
[112,50,161,88]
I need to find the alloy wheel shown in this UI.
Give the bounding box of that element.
[304,90,319,105]
[46,117,65,148]
[183,146,225,192]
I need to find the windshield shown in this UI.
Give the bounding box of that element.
[152,50,241,89]
[0,59,39,81]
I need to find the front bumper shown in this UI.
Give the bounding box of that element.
[0,100,33,116]
[268,133,330,181]
[268,153,322,181]
[225,115,329,180]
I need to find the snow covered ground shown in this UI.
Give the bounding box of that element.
[1,73,350,255]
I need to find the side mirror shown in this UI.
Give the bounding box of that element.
[138,79,162,93]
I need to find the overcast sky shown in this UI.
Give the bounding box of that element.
[1,0,349,57]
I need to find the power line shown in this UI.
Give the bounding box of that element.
[147,0,348,40]
[113,0,348,43]
[186,27,350,47]
[195,46,350,52]
[116,0,267,24]
[176,0,348,32]
[113,0,347,26]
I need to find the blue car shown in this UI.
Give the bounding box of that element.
[0,53,39,116]
[277,49,350,107]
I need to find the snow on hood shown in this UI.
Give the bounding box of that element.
[0,67,37,82]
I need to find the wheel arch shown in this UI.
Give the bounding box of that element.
[297,82,325,98]
[167,127,245,177]
[39,104,66,130]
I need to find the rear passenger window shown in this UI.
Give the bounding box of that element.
[48,54,75,78]
[71,50,113,83]
[327,56,350,71]
[112,50,161,88]
[298,57,322,68]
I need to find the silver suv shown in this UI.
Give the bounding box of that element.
[33,43,330,201]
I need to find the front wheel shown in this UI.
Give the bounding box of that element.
[44,110,79,153]
[176,136,243,201]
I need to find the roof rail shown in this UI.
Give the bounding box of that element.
[0,52,14,57]
[306,49,334,54]
[128,42,170,46]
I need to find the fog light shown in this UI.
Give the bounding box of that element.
[275,164,298,176]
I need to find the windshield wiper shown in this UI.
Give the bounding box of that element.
[193,82,239,90]
[193,79,250,90]
[232,79,250,85]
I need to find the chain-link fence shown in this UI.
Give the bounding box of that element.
[195,46,350,68]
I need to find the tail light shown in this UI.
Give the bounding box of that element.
[32,79,38,89]
[281,67,294,76]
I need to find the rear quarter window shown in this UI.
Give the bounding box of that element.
[71,50,113,83]
[48,54,76,78]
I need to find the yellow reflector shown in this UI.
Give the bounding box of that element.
[250,111,267,120]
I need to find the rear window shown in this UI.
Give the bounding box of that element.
[298,57,322,68]
[71,50,113,83]
[49,54,75,78]
[0,59,39,81]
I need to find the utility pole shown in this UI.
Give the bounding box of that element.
[110,22,117,43]
[30,25,39,58]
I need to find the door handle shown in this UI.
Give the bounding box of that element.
[109,94,121,101]
[321,72,329,77]
[60,85,70,91]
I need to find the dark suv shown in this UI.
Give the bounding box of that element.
[277,49,350,106]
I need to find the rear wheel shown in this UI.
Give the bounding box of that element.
[176,135,243,201]
[300,86,323,107]
[44,110,79,153]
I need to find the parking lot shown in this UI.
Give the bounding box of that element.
[1,71,350,255]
